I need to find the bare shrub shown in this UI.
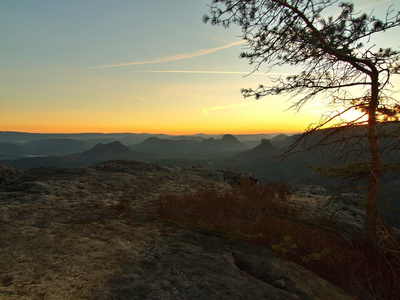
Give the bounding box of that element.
[156,180,400,299]
[157,180,294,235]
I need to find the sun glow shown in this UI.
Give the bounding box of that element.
[340,109,369,124]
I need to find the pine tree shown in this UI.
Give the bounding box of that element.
[204,0,400,248]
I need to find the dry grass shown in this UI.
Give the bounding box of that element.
[156,180,400,299]
[157,180,294,235]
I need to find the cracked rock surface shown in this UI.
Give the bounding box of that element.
[0,161,352,299]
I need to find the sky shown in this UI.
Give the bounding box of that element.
[1,0,399,135]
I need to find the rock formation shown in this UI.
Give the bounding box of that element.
[290,186,365,240]
[0,160,353,299]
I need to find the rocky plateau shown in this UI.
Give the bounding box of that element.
[0,160,360,299]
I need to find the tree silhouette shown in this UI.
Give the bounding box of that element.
[204,0,400,248]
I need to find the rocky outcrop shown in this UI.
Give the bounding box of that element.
[290,186,365,240]
[0,160,352,299]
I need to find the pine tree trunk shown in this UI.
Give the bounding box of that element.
[365,74,381,249]
[366,138,379,249]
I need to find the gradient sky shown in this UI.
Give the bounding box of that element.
[1,0,399,134]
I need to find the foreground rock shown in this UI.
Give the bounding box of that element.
[0,161,351,299]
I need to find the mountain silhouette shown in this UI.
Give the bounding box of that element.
[135,134,248,156]
[270,134,291,148]
[0,141,139,170]
[82,141,133,159]
[241,138,281,156]
[216,139,280,166]
[201,134,247,151]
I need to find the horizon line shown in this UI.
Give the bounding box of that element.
[0,130,299,136]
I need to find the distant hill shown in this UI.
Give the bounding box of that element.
[200,134,248,152]
[134,134,248,157]
[0,131,273,145]
[23,138,90,156]
[214,139,290,183]
[0,141,144,170]
[211,137,330,186]
[240,138,281,156]
[219,139,281,165]
[230,133,285,148]
[0,131,170,147]
[134,137,199,155]
[270,134,292,148]
[81,141,138,161]
[0,143,29,160]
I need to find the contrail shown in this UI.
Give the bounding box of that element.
[202,102,251,116]
[137,70,297,76]
[140,70,261,75]
[85,40,244,70]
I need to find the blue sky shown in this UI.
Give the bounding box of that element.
[1,0,399,134]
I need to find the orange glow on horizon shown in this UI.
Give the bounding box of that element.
[0,127,303,136]
[0,123,305,135]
